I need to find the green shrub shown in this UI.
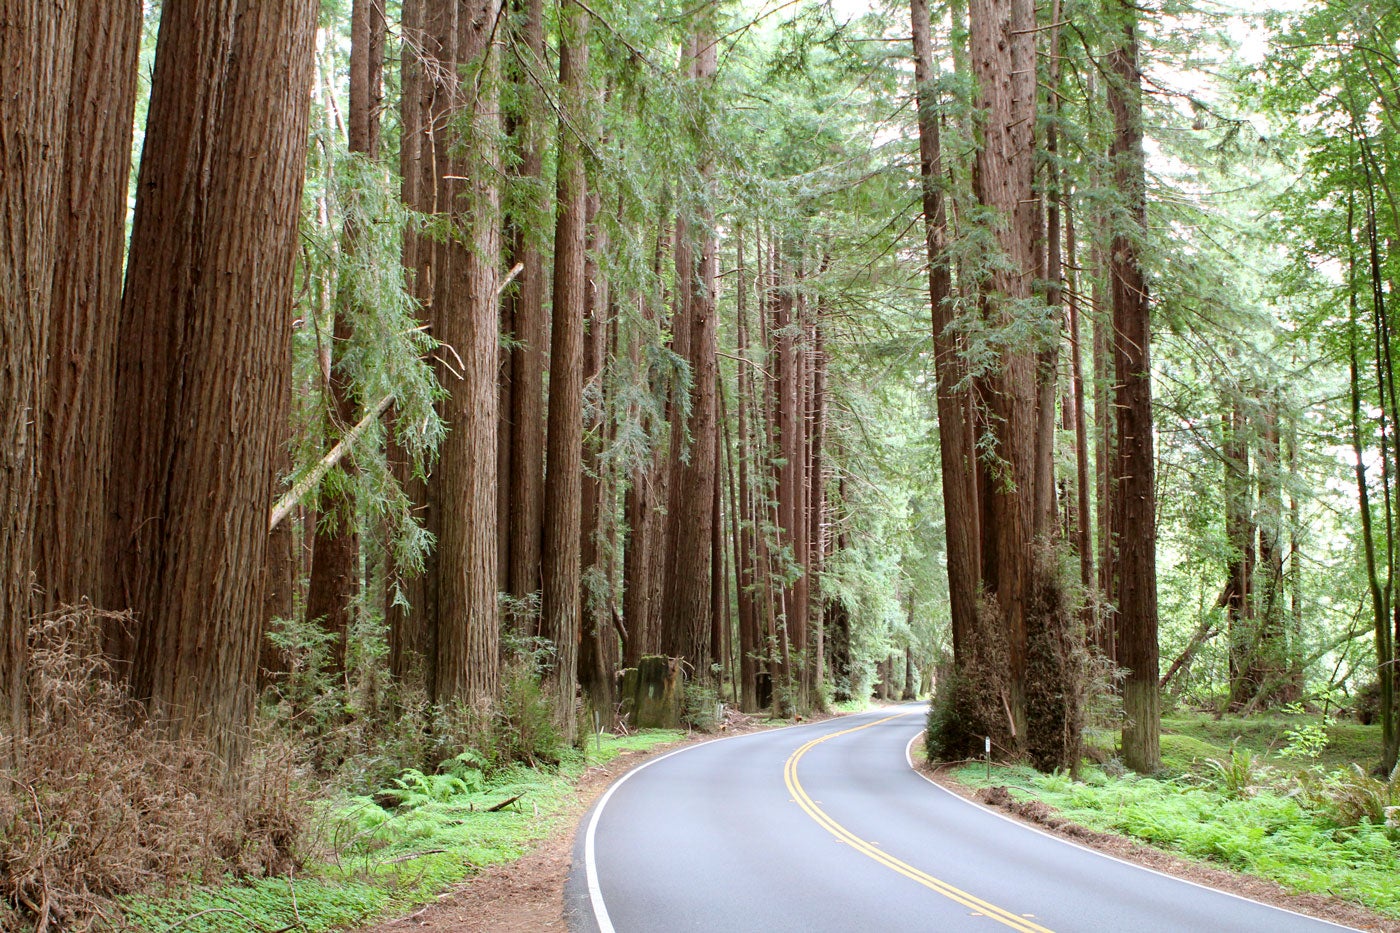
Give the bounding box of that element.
[1203,745,1271,799]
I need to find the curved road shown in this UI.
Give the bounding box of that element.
[565,704,1353,933]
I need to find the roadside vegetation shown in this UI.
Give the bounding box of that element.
[939,711,1400,919]
[119,730,682,933]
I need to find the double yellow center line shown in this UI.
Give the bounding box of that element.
[783,714,1054,933]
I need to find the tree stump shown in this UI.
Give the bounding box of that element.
[619,655,683,729]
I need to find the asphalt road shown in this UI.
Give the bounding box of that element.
[565,704,1354,933]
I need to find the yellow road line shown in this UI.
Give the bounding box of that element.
[784,714,1054,933]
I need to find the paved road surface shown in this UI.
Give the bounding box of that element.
[566,704,1352,932]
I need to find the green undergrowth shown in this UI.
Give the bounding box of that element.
[119,730,684,933]
[947,713,1399,918]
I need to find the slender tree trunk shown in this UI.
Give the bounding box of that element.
[1065,188,1094,593]
[542,0,590,741]
[1107,3,1160,772]
[306,0,385,675]
[108,0,318,766]
[912,0,979,668]
[1224,396,1255,704]
[734,229,761,710]
[506,0,548,611]
[389,0,433,687]
[579,185,618,716]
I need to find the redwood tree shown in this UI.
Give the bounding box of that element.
[108,0,319,766]
[1,1,78,751]
[542,0,590,741]
[1107,0,1161,772]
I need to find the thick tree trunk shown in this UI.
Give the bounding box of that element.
[1,1,78,751]
[542,0,590,741]
[661,32,720,678]
[432,0,501,709]
[969,0,1038,743]
[1107,6,1161,772]
[37,3,140,617]
[108,0,318,766]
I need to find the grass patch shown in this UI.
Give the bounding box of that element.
[119,730,684,933]
[946,712,1400,918]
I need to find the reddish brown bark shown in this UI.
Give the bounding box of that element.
[1107,5,1160,771]
[660,34,720,677]
[912,0,979,664]
[108,0,318,765]
[1,1,78,748]
[432,0,501,708]
[969,0,1038,736]
[505,0,548,609]
[542,0,590,740]
[37,2,141,616]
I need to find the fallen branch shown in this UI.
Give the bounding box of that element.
[485,793,524,813]
[268,394,394,532]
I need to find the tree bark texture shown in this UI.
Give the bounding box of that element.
[1,0,78,749]
[542,0,590,741]
[1107,7,1161,773]
[37,2,141,616]
[661,33,720,678]
[505,0,548,609]
[108,0,318,766]
[912,0,979,665]
[968,0,1038,740]
[431,0,501,709]
[388,0,432,685]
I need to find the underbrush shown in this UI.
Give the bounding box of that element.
[119,730,683,932]
[947,712,1400,917]
[0,607,306,933]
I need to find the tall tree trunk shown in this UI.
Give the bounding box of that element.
[968,0,1037,742]
[580,185,617,716]
[1107,3,1160,772]
[505,0,548,612]
[109,0,318,766]
[661,30,720,678]
[1,1,78,751]
[734,229,761,710]
[37,3,140,616]
[1223,396,1255,705]
[542,0,590,741]
[1065,186,1094,593]
[912,0,979,670]
[431,0,501,709]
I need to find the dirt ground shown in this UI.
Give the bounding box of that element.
[359,724,1399,933]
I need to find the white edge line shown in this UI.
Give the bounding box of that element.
[901,730,1362,933]
[584,706,914,933]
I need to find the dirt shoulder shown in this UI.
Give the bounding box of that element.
[920,762,1400,933]
[357,713,790,933]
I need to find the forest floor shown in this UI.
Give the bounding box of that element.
[356,706,1398,933]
